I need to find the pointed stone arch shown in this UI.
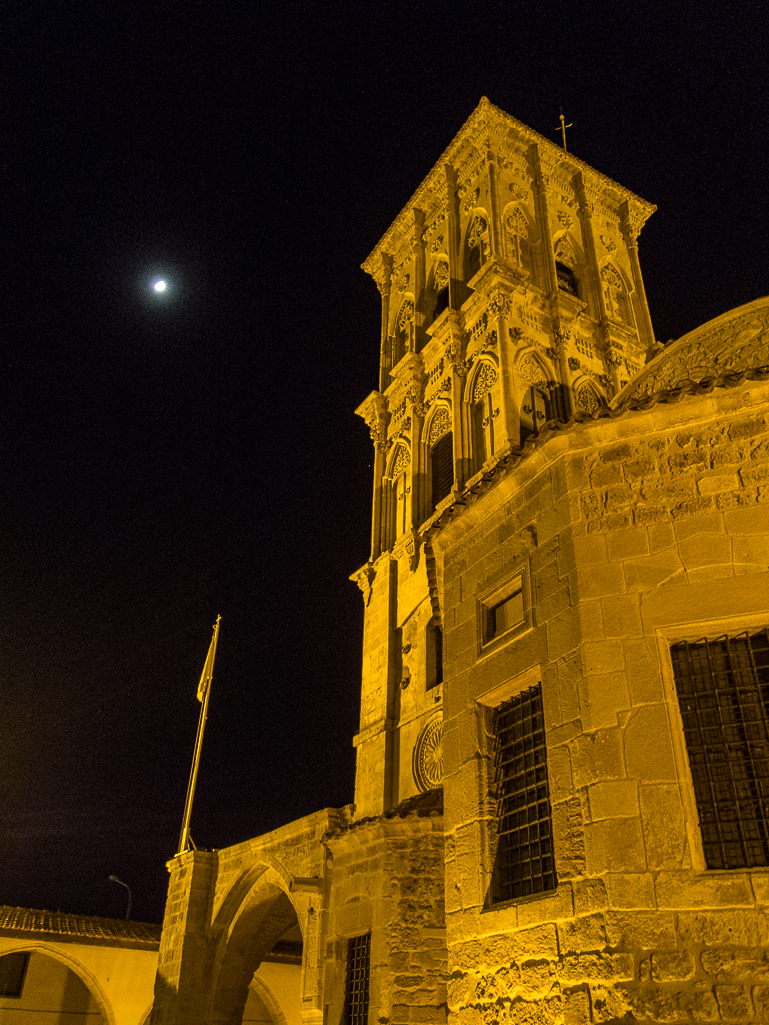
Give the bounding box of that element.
[383,440,411,548]
[209,862,305,1025]
[466,357,501,471]
[572,376,606,416]
[600,260,634,326]
[502,202,533,278]
[464,209,490,281]
[391,295,415,370]
[553,231,584,298]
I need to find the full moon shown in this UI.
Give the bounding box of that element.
[153,280,167,292]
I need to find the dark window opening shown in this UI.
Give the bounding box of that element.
[434,286,449,319]
[343,933,371,1025]
[492,684,556,903]
[671,630,769,869]
[0,952,30,997]
[431,431,454,508]
[489,588,524,640]
[427,622,443,690]
[556,261,578,296]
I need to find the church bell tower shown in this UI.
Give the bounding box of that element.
[351,97,656,820]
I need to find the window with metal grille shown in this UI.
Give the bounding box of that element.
[491,684,556,902]
[0,952,29,997]
[343,933,371,1025]
[431,431,454,508]
[671,631,769,869]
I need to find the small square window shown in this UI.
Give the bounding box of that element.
[480,573,528,652]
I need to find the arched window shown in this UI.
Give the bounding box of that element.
[427,408,453,509]
[504,207,531,274]
[554,236,579,297]
[386,443,410,546]
[426,620,443,690]
[517,354,555,442]
[466,213,489,280]
[601,264,632,325]
[575,383,604,416]
[471,361,500,470]
[432,260,450,322]
[392,299,414,368]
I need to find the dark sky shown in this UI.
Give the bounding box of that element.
[3,2,767,924]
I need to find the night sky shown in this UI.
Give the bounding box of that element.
[4,2,767,924]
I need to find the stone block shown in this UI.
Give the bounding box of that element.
[553,797,586,876]
[558,911,607,953]
[585,818,646,874]
[582,639,626,675]
[753,984,769,1020]
[623,705,677,782]
[647,520,676,554]
[623,549,685,591]
[548,744,574,802]
[751,874,769,905]
[651,951,696,981]
[677,532,732,571]
[673,512,724,541]
[623,639,664,704]
[729,417,766,440]
[579,671,631,730]
[546,608,582,662]
[724,504,769,534]
[606,526,650,561]
[677,910,769,947]
[576,563,626,599]
[562,988,590,1025]
[655,872,753,909]
[701,948,769,981]
[571,728,625,788]
[632,986,718,1022]
[600,593,643,639]
[604,909,676,948]
[558,952,635,984]
[573,877,609,916]
[732,533,769,566]
[516,884,574,928]
[639,783,688,870]
[715,985,751,1021]
[589,780,639,821]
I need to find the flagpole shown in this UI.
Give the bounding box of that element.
[177,615,220,856]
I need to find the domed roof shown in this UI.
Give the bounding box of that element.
[614,296,769,405]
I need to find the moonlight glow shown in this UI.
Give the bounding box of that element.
[153,280,167,293]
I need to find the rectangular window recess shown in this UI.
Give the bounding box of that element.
[344,933,371,1025]
[481,573,527,650]
[491,683,557,903]
[671,630,769,870]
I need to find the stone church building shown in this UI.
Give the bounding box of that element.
[148,99,769,1025]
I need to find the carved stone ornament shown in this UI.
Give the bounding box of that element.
[576,387,602,414]
[468,214,488,248]
[508,182,527,200]
[554,235,577,267]
[473,362,498,402]
[397,273,410,293]
[557,211,572,229]
[509,326,525,343]
[600,234,617,253]
[463,187,481,213]
[413,716,443,791]
[353,562,377,607]
[369,423,387,449]
[605,346,624,369]
[518,354,548,387]
[398,299,415,329]
[389,443,410,480]
[412,401,430,418]
[434,260,449,291]
[431,235,445,254]
[428,406,452,445]
[505,208,528,239]
[568,356,581,372]
[620,297,769,401]
[488,289,513,319]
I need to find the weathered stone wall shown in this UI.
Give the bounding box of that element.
[436,381,769,1023]
[325,814,448,1025]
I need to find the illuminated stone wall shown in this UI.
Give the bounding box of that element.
[434,376,769,1024]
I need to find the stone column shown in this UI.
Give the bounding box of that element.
[486,145,502,260]
[528,144,557,298]
[413,209,427,353]
[488,289,517,449]
[355,392,389,560]
[620,200,656,356]
[444,163,462,310]
[150,850,216,1025]
[377,254,393,393]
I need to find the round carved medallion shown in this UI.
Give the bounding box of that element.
[412,716,443,792]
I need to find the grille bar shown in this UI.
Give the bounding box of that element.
[671,630,769,869]
[492,684,557,901]
[344,933,371,1025]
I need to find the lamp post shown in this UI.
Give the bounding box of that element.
[108,875,132,921]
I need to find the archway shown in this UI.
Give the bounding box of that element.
[0,945,114,1023]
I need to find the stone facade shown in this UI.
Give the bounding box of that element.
[149,99,769,1025]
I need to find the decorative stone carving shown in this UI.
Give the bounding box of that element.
[508,182,527,200]
[621,297,769,400]
[473,363,498,402]
[600,234,617,252]
[434,260,449,291]
[413,716,443,791]
[398,299,415,329]
[352,561,376,607]
[468,214,488,248]
[568,357,581,371]
[488,289,512,318]
[428,407,452,445]
[505,208,528,238]
[518,354,547,387]
[576,387,602,414]
[397,273,410,293]
[412,401,430,418]
[431,235,445,254]
[554,235,577,267]
[557,211,572,229]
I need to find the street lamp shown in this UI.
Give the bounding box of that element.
[108,875,132,921]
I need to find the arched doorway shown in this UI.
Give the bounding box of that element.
[0,947,112,1023]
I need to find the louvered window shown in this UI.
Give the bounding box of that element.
[431,431,453,508]
[492,684,556,902]
[671,631,769,869]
